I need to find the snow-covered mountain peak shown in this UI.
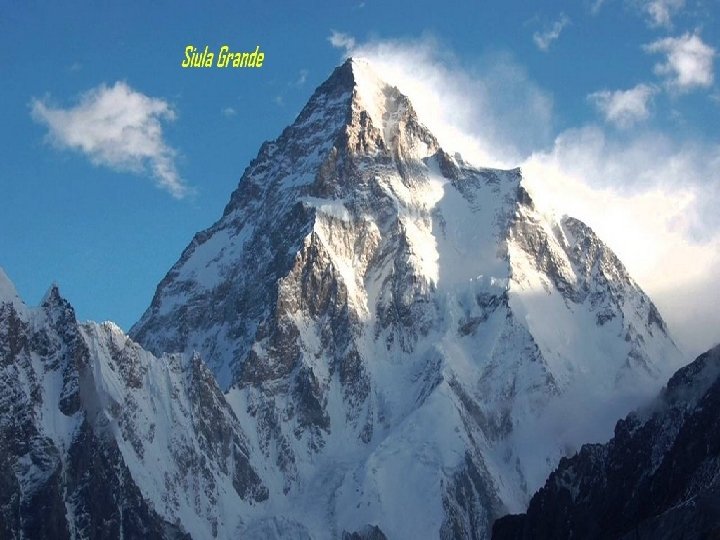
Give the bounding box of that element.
[37,282,80,333]
[0,268,268,539]
[0,267,17,298]
[0,266,26,313]
[126,60,685,538]
[40,282,64,307]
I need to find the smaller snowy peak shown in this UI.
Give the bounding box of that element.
[40,282,64,308]
[0,267,18,299]
[0,270,84,330]
[0,266,26,313]
[0,282,267,539]
[39,281,78,329]
[98,319,127,337]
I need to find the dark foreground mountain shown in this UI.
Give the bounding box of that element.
[1,58,685,539]
[492,343,720,540]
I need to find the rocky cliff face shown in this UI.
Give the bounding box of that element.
[127,58,684,539]
[492,343,720,540]
[0,269,265,539]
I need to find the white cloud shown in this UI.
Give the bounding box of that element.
[533,14,570,52]
[644,32,716,91]
[222,106,237,117]
[640,0,685,27]
[588,83,657,127]
[328,31,356,53]
[31,82,188,198]
[522,127,720,355]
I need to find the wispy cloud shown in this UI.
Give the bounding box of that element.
[639,0,685,27]
[644,32,716,92]
[31,82,189,198]
[523,128,720,354]
[590,0,607,15]
[588,83,657,127]
[533,14,570,52]
[295,69,309,87]
[328,31,356,54]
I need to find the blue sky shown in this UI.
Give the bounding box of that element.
[1,0,719,352]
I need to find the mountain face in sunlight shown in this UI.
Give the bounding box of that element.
[129,59,683,539]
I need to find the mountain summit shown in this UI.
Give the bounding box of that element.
[131,57,448,388]
[129,58,684,538]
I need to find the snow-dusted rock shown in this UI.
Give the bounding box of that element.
[0,279,265,539]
